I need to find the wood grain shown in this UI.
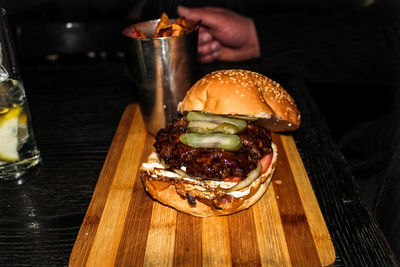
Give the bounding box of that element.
[84,105,147,267]
[174,213,203,266]
[272,136,322,267]
[69,104,336,267]
[143,201,177,267]
[252,186,292,266]
[202,216,231,267]
[114,135,155,267]
[280,135,337,265]
[228,209,262,266]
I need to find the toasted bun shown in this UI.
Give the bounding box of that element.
[177,69,300,132]
[140,143,278,217]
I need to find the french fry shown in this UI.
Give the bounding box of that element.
[123,25,147,39]
[170,24,187,36]
[155,26,173,37]
[153,12,171,37]
[177,16,188,27]
[126,12,198,39]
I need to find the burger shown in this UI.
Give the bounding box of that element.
[140,69,300,217]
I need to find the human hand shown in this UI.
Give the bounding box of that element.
[177,6,260,63]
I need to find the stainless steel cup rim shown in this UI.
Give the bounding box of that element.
[122,18,200,41]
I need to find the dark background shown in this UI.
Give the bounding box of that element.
[0,0,399,264]
[1,0,399,141]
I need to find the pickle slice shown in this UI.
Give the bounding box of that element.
[179,133,241,151]
[187,121,240,134]
[187,112,247,132]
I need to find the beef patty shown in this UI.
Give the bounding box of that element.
[154,116,273,181]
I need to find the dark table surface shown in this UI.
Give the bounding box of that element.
[0,58,398,266]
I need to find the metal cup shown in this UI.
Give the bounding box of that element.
[123,19,199,136]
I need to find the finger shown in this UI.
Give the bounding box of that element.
[198,51,220,64]
[198,26,208,34]
[198,40,220,56]
[198,31,213,45]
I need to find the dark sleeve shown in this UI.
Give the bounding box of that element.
[253,3,400,85]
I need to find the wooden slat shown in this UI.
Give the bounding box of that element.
[114,135,156,266]
[280,135,336,266]
[252,186,292,267]
[174,213,203,266]
[69,104,141,267]
[143,201,177,267]
[272,135,322,267]
[84,105,147,267]
[202,216,232,267]
[69,104,336,267]
[228,209,262,266]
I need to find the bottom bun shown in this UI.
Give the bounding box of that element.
[140,143,278,217]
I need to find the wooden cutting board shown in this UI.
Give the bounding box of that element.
[69,104,335,267]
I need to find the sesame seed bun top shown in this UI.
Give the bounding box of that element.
[177,69,301,132]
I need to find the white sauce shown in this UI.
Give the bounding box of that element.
[142,162,164,169]
[228,187,251,198]
[142,152,253,197]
